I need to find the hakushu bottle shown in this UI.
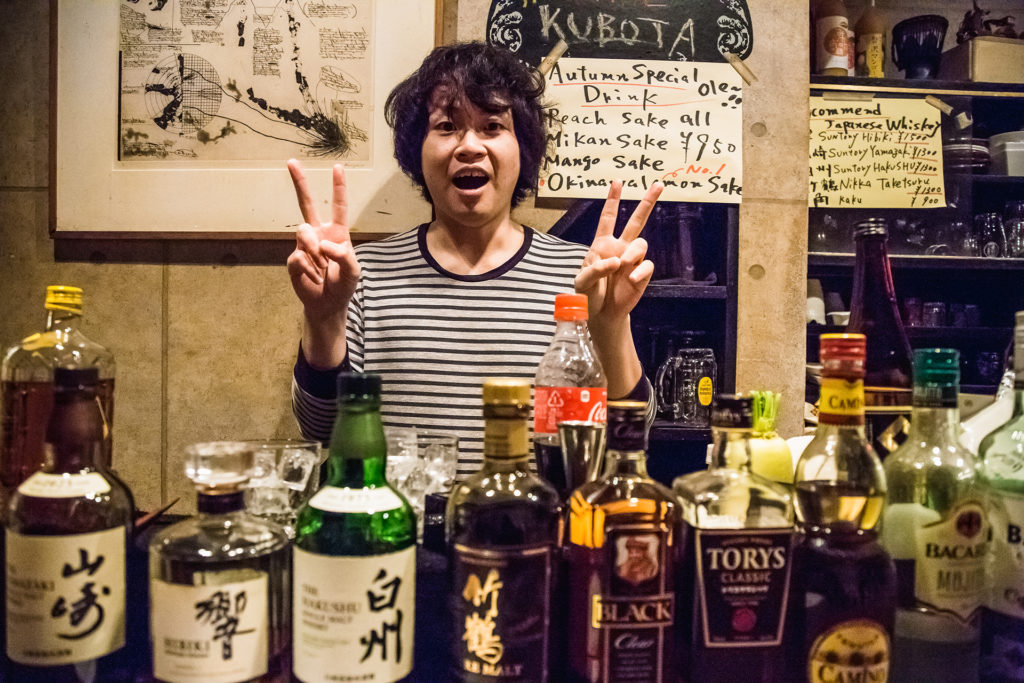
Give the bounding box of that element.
[845,218,914,458]
[881,348,987,683]
[448,378,561,681]
[792,333,897,683]
[292,372,416,683]
[2,286,116,499]
[534,293,607,497]
[566,400,682,682]
[978,311,1024,682]
[673,394,795,682]
[4,367,133,682]
[148,442,290,683]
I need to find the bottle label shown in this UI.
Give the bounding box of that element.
[986,492,1024,620]
[694,528,794,647]
[807,619,890,683]
[308,485,404,514]
[293,546,415,683]
[913,500,988,622]
[856,33,885,77]
[453,542,553,680]
[150,573,269,683]
[534,386,607,434]
[816,15,850,72]
[818,377,865,425]
[579,530,674,681]
[5,527,126,665]
[17,471,111,498]
[698,377,713,406]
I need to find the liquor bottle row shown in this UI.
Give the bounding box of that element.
[4,310,1024,682]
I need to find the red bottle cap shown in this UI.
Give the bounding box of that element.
[820,333,866,362]
[553,293,588,321]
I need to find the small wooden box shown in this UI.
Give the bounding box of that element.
[939,36,1024,84]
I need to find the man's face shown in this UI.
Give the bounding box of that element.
[627,545,646,562]
[420,91,521,229]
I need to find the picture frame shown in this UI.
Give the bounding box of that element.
[51,0,441,239]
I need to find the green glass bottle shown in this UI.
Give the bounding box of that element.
[881,349,987,683]
[447,378,561,682]
[292,372,416,683]
[978,311,1024,682]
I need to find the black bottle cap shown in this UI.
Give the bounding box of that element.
[336,372,382,400]
[854,217,888,238]
[711,394,754,429]
[53,366,99,390]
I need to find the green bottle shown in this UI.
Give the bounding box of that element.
[881,349,987,683]
[292,372,416,683]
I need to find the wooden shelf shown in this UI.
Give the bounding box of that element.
[644,281,728,300]
[808,252,1024,271]
[650,422,711,442]
[811,75,1024,99]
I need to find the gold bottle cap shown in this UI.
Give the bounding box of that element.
[482,378,530,408]
[45,285,84,314]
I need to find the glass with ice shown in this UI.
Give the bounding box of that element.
[385,428,458,539]
[243,439,323,537]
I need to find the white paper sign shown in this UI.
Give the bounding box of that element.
[539,58,743,203]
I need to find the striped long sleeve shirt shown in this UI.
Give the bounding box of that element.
[291,224,653,478]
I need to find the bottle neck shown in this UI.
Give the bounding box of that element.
[1012,382,1024,418]
[907,405,961,445]
[324,401,388,488]
[483,413,531,471]
[45,390,103,472]
[45,308,81,334]
[708,427,753,471]
[817,373,866,427]
[197,490,245,515]
[604,448,649,478]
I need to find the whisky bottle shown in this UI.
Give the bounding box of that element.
[978,311,1024,682]
[792,333,896,683]
[673,394,794,682]
[448,378,561,681]
[4,367,133,682]
[881,348,986,683]
[292,372,416,683]
[566,400,682,682]
[148,442,290,683]
[2,285,116,499]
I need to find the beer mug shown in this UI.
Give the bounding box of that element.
[655,347,717,427]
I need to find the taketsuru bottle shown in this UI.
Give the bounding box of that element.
[881,348,987,683]
[4,367,133,683]
[673,394,795,682]
[792,333,896,683]
[978,311,1024,682]
[148,442,290,683]
[292,372,416,683]
[566,400,682,682]
[448,378,561,681]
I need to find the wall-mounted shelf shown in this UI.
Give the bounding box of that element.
[811,75,1024,99]
[809,252,1024,272]
[644,282,728,300]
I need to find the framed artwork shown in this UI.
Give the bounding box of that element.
[51,0,441,238]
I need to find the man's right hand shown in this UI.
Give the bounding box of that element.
[286,160,361,368]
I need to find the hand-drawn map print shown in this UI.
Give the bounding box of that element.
[119,0,374,163]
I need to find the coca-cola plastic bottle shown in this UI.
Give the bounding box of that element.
[533,293,606,497]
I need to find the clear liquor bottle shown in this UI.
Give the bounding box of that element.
[792,333,896,683]
[448,378,562,682]
[2,285,116,500]
[148,442,290,683]
[566,400,682,683]
[673,394,795,682]
[978,311,1024,682]
[4,367,133,682]
[881,348,986,683]
[292,372,416,683]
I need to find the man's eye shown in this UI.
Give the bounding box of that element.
[436,121,455,132]
[486,121,505,132]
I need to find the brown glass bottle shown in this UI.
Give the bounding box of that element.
[845,218,914,457]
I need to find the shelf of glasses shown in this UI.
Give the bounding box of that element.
[808,252,1024,271]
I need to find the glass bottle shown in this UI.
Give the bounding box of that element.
[2,285,116,500]
[845,217,914,457]
[978,311,1024,682]
[448,378,562,682]
[148,442,290,683]
[534,293,607,498]
[292,372,416,683]
[4,367,133,682]
[673,394,794,682]
[814,0,850,76]
[792,333,896,683]
[975,212,1007,258]
[881,349,986,683]
[1003,200,1024,258]
[566,400,682,682]
[854,0,885,77]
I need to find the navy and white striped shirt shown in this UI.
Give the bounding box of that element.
[292,223,651,477]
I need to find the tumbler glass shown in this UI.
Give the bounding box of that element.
[974,212,1007,257]
[1003,201,1024,258]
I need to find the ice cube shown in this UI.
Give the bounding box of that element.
[245,484,291,515]
[277,447,316,491]
[251,449,277,483]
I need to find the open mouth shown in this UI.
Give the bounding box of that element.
[452,172,489,191]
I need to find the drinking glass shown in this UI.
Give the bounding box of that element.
[921,301,947,327]
[1003,201,1024,258]
[243,439,323,537]
[656,347,717,427]
[974,212,1007,257]
[385,428,458,540]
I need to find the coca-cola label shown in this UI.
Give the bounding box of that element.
[534,386,607,434]
[695,528,794,648]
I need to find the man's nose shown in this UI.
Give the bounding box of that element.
[455,129,486,158]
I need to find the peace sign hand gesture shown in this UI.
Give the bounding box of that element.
[286,160,361,367]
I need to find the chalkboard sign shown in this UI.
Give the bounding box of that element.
[486,0,753,66]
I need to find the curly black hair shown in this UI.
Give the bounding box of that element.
[384,42,547,208]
